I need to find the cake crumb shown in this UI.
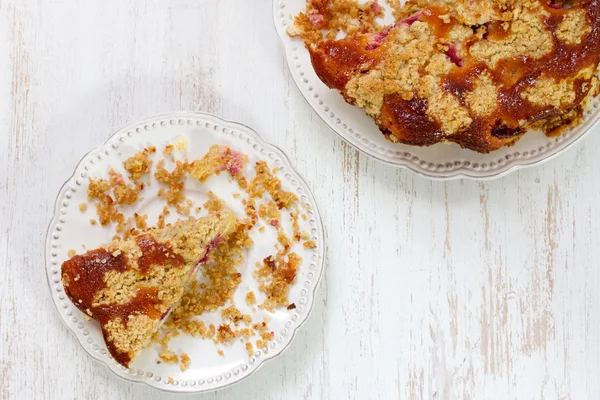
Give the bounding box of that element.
[255,250,301,310]
[123,146,155,184]
[258,226,265,233]
[90,219,97,225]
[217,349,224,357]
[109,169,138,205]
[79,203,87,212]
[179,353,191,372]
[134,213,148,230]
[156,206,170,229]
[246,161,298,209]
[168,377,174,384]
[154,160,186,207]
[163,144,174,156]
[245,342,254,356]
[159,348,179,364]
[303,240,316,249]
[68,249,76,257]
[256,339,267,351]
[188,144,248,183]
[204,193,226,213]
[215,324,237,344]
[246,291,256,305]
[221,306,251,327]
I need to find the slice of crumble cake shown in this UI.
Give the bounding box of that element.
[61,210,237,367]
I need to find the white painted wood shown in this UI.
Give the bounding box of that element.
[1,0,599,399]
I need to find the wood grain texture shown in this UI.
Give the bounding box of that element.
[1,0,599,399]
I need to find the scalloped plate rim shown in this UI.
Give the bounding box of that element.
[45,111,326,393]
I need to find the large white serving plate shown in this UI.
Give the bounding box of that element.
[45,112,325,393]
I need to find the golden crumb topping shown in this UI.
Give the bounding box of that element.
[245,291,256,305]
[124,146,155,184]
[188,144,248,183]
[154,160,187,208]
[180,353,191,371]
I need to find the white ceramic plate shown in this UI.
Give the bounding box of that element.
[45,112,325,393]
[273,0,600,179]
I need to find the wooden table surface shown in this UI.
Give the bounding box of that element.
[2,1,600,399]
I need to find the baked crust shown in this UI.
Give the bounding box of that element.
[61,211,237,367]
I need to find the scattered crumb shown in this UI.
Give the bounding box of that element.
[168,377,174,384]
[163,144,174,156]
[134,213,148,230]
[258,226,265,233]
[154,160,186,207]
[90,219,97,225]
[256,339,267,351]
[252,321,269,332]
[287,303,296,310]
[216,324,237,344]
[221,306,252,327]
[188,144,248,183]
[255,250,301,311]
[245,291,256,306]
[246,161,298,209]
[124,146,155,184]
[256,331,275,354]
[79,203,87,212]
[291,209,301,241]
[204,192,226,213]
[109,169,138,205]
[180,353,191,372]
[159,348,179,364]
[156,329,181,364]
[245,342,254,356]
[67,249,76,257]
[217,349,224,357]
[156,206,170,229]
[303,240,316,249]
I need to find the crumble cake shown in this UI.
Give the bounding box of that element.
[61,210,237,367]
[290,0,600,152]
